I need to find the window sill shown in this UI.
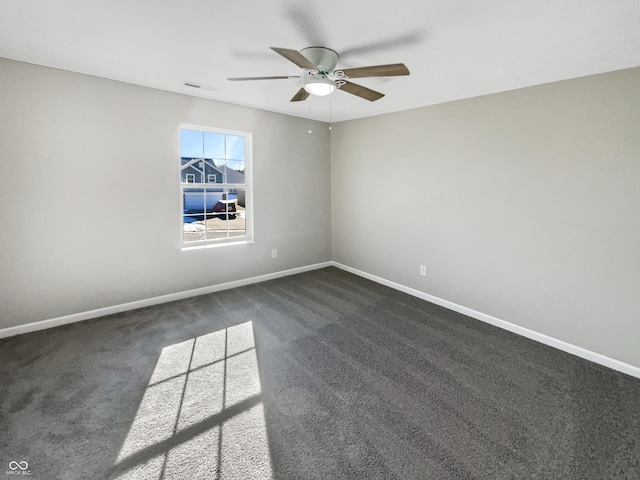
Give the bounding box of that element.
[181,239,255,252]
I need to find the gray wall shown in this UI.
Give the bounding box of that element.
[0,57,331,328]
[2,55,638,371]
[331,67,640,368]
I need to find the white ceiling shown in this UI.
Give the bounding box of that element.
[1,0,639,123]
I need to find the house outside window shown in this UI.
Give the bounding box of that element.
[180,125,252,246]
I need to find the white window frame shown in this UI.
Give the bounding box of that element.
[207,174,217,183]
[179,124,253,249]
[185,173,195,183]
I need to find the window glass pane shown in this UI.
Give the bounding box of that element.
[204,132,226,160]
[183,188,205,213]
[181,159,204,183]
[183,217,205,243]
[204,218,229,241]
[180,130,204,158]
[225,135,244,161]
[207,132,225,182]
[212,159,227,183]
[226,136,245,182]
[205,188,225,213]
[227,214,245,238]
[183,187,205,243]
[224,163,245,184]
[202,159,220,184]
[205,186,228,240]
[229,189,246,238]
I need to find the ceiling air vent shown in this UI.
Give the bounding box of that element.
[181,81,219,92]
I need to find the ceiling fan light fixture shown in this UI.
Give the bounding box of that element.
[303,76,336,96]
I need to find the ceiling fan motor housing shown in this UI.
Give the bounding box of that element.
[300,47,339,73]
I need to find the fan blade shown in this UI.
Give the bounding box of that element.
[338,81,384,102]
[270,47,317,70]
[339,63,410,78]
[290,88,310,102]
[227,76,300,81]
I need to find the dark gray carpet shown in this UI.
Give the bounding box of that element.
[1,267,639,479]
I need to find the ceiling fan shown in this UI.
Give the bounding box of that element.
[228,47,410,102]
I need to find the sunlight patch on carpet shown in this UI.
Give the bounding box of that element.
[112,321,272,479]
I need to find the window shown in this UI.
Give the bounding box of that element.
[180,125,252,246]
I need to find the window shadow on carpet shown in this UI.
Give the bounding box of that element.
[109,321,273,479]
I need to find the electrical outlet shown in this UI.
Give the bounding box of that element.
[420,265,427,276]
[271,249,278,259]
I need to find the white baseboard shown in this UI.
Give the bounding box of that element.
[331,261,640,379]
[0,261,332,340]
[3,260,638,379]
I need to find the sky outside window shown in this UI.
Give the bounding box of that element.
[180,129,245,171]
